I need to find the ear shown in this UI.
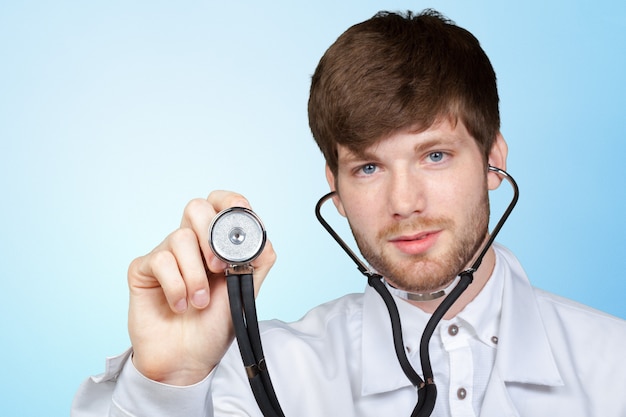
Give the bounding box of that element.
[487,133,509,190]
[325,165,347,217]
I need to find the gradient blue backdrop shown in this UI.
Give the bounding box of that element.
[1,1,625,415]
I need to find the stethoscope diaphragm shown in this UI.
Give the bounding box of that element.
[209,207,267,265]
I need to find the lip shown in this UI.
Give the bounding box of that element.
[389,230,442,255]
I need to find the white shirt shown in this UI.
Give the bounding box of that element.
[72,244,626,416]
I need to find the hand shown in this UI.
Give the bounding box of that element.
[127,191,276,385]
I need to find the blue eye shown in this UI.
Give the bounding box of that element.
[428,152,444,162]
[361,163,377,175]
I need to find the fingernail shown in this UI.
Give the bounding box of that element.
[233,199,250,208]
[174,298,187,313]
[192,289,209,308]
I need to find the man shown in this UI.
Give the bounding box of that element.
[72,10,626,416]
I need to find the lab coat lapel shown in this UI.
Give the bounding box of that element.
[479,245,563,416]
[480,370,519,417]
[495,246,562,385]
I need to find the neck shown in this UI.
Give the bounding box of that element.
[385,275,461,302]
[402,246,497,319]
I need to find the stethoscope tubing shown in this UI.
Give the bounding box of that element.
[227,273,285,417]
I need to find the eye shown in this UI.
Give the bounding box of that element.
[428,151,445,163]
[360,163,377,175]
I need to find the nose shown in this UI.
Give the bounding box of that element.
[387,170,426,219]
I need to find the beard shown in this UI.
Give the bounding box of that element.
[351,189,490,293]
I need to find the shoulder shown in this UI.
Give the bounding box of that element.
[533,287,626,330]
[532,287,626,374]
[495,243,626,335]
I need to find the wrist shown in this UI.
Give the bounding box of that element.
[132,353,215,386]
[114,356,214,416]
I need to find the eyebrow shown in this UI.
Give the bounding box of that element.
[412,136,462,154]
[338,147,376,164]
[338,135,463,164]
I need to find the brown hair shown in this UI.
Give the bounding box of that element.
[308,9,500,175]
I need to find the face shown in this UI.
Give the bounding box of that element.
[327,119,505,293]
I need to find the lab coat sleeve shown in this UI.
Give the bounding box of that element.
[71,349,214,417]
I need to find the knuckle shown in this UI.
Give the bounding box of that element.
[127,256,144,281]
[150,248,176,270]
[253,241,276,268]
[183,198,209,218]
[206,190,221,200]
[208,190,250,208]
[267,248,277,266]
[264,241,277,263]
[169,227,197,247]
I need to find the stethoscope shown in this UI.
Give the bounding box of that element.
[210,165,519,417]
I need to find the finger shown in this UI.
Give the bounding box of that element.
[250,238,277,272]
[206,190,252,212]
[179,198,227,274]
[180,198,215,229]
[249,239,277,296]
[167,227,212,309]
[183,192,254,273]
[130,250,189,313]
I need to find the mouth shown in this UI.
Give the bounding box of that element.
[388,230,442,255]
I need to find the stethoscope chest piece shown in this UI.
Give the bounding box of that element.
[209,207,267,265]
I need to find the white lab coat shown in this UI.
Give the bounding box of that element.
[72,244,626,416]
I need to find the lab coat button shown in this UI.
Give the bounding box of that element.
[491,336,499,345]
[448,324,459,336]
[457,387,467,400]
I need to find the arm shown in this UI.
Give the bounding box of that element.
[71,349,215,417]
[71,191,276,416]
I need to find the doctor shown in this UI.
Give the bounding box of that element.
[72,9,626,416]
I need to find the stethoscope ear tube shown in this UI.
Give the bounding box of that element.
[469,166,519,272]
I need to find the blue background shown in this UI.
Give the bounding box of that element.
[1,1,624,415]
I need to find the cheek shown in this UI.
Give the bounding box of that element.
[339,196,379,238]
[342,203,368,232]
[332,195,347,217]
[336,181,372,221]
[437,172,486,212]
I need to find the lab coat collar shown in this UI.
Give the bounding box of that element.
[360,244,563,398]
